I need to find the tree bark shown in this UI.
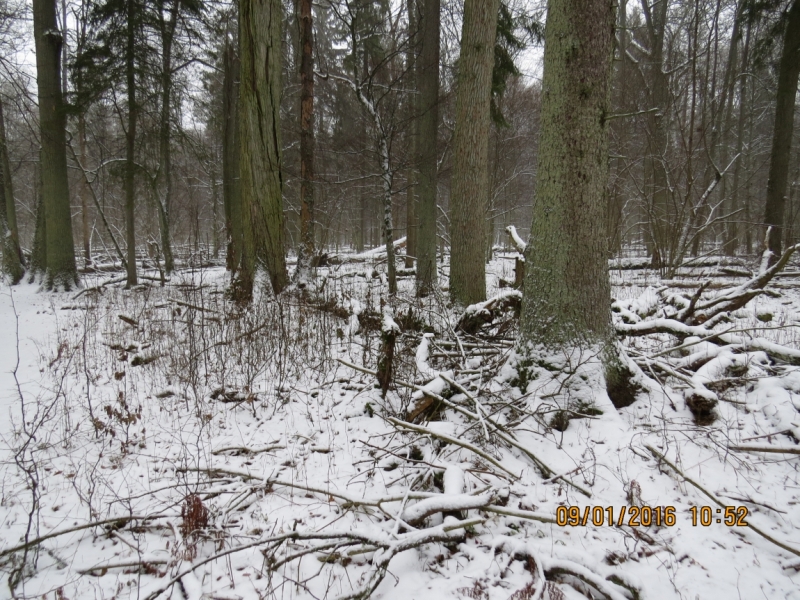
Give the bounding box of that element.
[222,33,243,277]
[0,98,25,283]
[641,0,671,269]
[448,0,500,306]
[238,0,289,297]
[33,0,78,290]
[415,0,439,297]
[156,0,180,274]
[519,0,615,349]
[30,173,47,278]
[724,16,752,256]
[295,0,315,281]
[405,0,417,270]
[763,0,800,259]
[124,0,138,286]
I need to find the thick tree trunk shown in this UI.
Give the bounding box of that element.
[124,0,137,287]
[519,0,615,349]
[156,0,179,274]
[295,0,315,281]
[415,0,439,297]
[448,0,499,306]
[222,35,243,276]
[0,99,25,283]
[763,0,800,259]
[238,0,289,297]
[33,0,77,290]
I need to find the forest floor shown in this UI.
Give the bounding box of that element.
[1,249,799,600]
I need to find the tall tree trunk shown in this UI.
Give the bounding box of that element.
[0,99,25,283]
[33,0,77,290]
[606,0,628,257]
[222,34,243,276]
[405,0,418,270]
[295,0,315,281]
[519,0,615,355]
[763,0,800,259]
[239,0,289,298]
[449,0,500,305]
[78,114,92,267]
[415,0,439,296]
[156,0,179,274]
[124,0,138,287]
[642,0,670,269]
[724,17,752,256]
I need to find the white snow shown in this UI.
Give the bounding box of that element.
[1,257,799,600]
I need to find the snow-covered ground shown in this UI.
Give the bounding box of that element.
[0,256,798,600]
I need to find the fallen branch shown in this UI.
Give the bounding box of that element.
[211,444,285,456]
[0,514,173,561]
[336,358,591,496]
[386,417,520,480]
[729,445,800,456]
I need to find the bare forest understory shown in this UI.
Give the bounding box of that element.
[1,246,800,600]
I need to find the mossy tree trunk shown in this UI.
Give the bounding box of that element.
[238,0,289,298]
[519,0,615,356]
[415,0,439,297]
[33,0,78,290]
[448,0,499,306]
[0,99,25,284]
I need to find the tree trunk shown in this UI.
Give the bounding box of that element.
[33,0,77,290]
[124,0,138,287]
[448,0,500,306]
[405,0,417,270]
[724,17,752,256]
[30,165,47,278]
[295,0,315,281]
[0,99,25,283]
[415,0,439,296]
[239,0,289,297]
[78,114,92,267]
[156,0,179,274]
[642,0,670,269]
[519,0,615,350]
[222,34,243,276]
[763,0,800,259]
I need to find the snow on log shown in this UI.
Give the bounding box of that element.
[415,333,437,380]
[505,225,527,253]
[457,289,522,334]
[400,491,495,525]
